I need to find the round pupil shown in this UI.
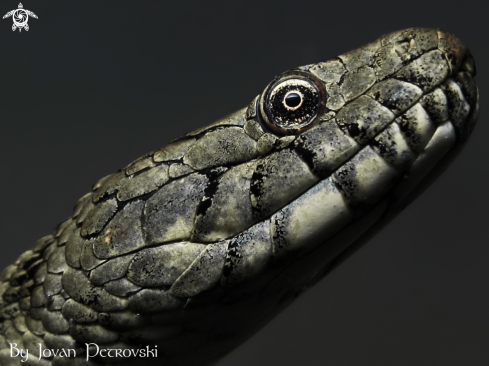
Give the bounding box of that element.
[285,93,301,108]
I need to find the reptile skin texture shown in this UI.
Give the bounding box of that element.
[0,28,479,366]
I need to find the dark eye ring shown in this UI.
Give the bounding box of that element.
[259,71,326,135]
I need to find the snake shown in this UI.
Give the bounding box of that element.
[0,27,479,366]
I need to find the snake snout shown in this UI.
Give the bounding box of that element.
[436,31,479,144]
[437,30,471,74]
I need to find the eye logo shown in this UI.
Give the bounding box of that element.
[3,3,38,32]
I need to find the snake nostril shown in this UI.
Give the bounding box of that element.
[461,52,477,77]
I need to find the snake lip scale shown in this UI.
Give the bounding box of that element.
[0,27,479,366]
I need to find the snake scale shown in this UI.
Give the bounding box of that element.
[0,28,479,366]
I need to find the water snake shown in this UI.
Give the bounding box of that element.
[0,27,479,366]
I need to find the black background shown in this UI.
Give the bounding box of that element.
[0,0,488,365]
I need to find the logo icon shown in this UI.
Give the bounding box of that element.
[3,3,37,32]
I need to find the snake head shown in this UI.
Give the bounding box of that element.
[162,28,477,245]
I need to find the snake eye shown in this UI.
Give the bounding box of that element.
[259,72,326,134]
